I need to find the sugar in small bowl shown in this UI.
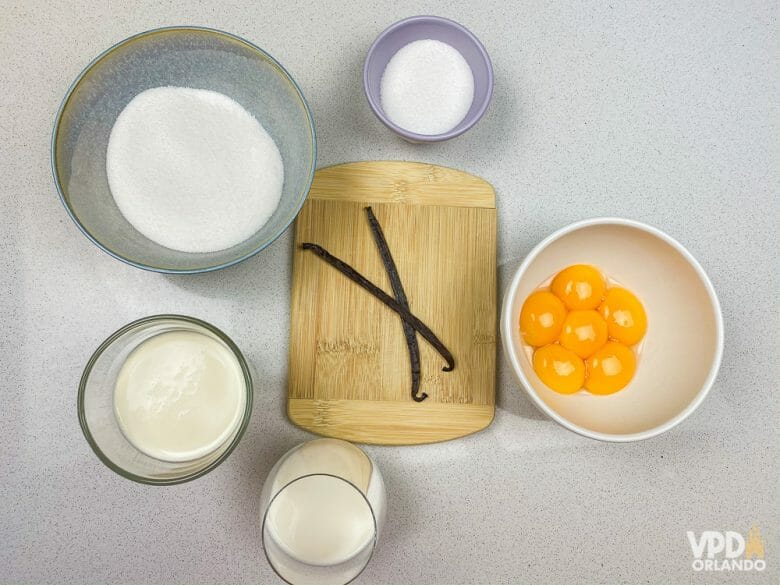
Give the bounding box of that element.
[364,16,493,142]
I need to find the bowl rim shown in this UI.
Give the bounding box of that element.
[77,314,254,485]
[51,25,317,274]
[362,15,494,143]
[500,217,724,442]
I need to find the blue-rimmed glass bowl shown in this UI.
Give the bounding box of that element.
[52,26,316,273]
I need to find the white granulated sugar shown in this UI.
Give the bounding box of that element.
[106,86,284,253]
[380,39,474,135]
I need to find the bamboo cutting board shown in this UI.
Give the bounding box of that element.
[288,161,496,445]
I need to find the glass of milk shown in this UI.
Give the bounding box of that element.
[78,314,253,484]
[260,439,386,585]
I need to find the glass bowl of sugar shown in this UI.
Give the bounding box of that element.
[52,27,316,273]
[364,16,493,142]
[78,315,253,485]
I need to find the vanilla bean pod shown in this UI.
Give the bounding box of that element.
[364,207,427,402]
[301,242,455,372]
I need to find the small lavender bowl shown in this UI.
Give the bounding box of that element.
[363,16,493,143]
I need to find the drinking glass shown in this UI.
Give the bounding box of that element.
[260,438,386,585]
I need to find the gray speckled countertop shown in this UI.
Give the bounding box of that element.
[1,1,779,584]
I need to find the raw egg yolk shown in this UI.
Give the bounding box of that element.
[598,287,647,345]
[519,291,567,347]
[585,342,636,395]
[551,264,606,310]
[558,310,608,358]
[533,344,585,394]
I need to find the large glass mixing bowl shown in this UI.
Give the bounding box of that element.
[52,26,316,273]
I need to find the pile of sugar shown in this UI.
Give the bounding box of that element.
[380,39,474,136]
[106,86,284,253]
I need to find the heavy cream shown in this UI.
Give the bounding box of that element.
[113,330,246,462]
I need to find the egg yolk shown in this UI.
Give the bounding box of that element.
[585,342,636,395]
[558,310,608,359]
[519,291,567,347]
[551,264,606,310]
[598,287,647,345]
[532,344,585,394]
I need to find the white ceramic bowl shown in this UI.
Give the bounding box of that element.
[500,218,723,442]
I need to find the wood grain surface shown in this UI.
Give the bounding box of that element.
[288,161,496,445]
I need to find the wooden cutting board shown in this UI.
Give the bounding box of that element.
[287,161,496,445]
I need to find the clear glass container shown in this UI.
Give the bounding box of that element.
[260,439,386,585]
[78,314,253,485]
[52,26,316,273]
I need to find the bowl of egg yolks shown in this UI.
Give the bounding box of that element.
[500,218,723,442]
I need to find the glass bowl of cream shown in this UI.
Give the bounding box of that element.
[78,314,253,485]
[52,26,316,273]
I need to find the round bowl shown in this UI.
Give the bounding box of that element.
[500,218,723,442]
[52,26,316,273]
[78,314,253,484]
[363,16,493,143]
